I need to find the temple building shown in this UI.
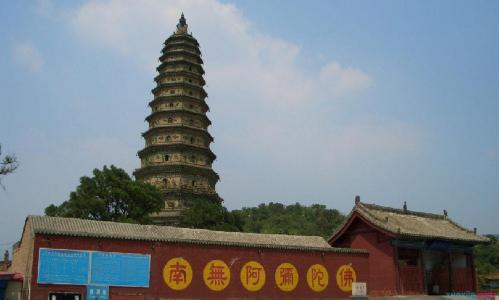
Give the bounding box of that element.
[134,14,222,224]
[329,197,490,296]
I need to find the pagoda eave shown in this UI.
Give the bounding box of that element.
[151,83,207,97]
[148,96,209,112]
[165,34,199,46]
[134,165,220,182]
[142,126,214,142]
[145,110,211,126]
[137,144,217,161]
[162,43,201,55]
[163,189,223,203]
[159,51,203,64]
[155,72,206,86]
[156,60,205,75]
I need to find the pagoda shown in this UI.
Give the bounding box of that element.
[134,14,222,224]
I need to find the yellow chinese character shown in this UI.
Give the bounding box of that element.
[162,257,193,290]
[274,262,299,292]
[203,259,231,291]
[240,261,266,291]
[306,264,329,292]
[335,264,357,292]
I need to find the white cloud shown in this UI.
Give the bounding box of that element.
[65,0,371,108]
[319,62,373,96]
[12,42,44,73]
[59,0,424,206]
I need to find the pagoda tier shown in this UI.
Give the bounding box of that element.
[134,14,222,224]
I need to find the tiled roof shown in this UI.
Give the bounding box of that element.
[330,202,489,244]
[27,216,367,254]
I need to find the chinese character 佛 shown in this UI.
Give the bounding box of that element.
[340,268,353,287]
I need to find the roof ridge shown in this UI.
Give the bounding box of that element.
[359,202,445,219]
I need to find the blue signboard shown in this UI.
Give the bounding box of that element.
[90,252,150,287]
[38,248,89,285]
[87,285,109,300]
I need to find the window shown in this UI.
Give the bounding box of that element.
[169,102,174,107]
[188,66,192,71]
[166,135,171,141]
[164,154,169,161]
[189,119,193,125]
[168,118,173,123]
[163,178,168,187]
[189,91,193,96]
[191,180,196,186]
[170,89,175,94]
[190,137,194,143]
[189,104,193,109]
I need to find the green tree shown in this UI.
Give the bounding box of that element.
[179,200,242,232]
[475,235,499,285]
[233,202,345,238]
[45,165,163,224]
[0,144,19,189]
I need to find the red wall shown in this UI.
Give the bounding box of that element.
[332,218,398,296]
[30,234,369,300]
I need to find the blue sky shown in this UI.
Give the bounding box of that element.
[1,0,498,253]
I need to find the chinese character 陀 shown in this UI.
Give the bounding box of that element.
[312,268,325,287]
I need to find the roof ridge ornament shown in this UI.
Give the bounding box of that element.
[355,195,361,205]
[403,201,407,212]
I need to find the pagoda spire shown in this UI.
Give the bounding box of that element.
[135,16,222,225]
[176,12,188,34]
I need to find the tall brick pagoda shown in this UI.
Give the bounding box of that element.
[134,14,222,224]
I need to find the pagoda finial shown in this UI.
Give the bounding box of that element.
[176,12,188,34]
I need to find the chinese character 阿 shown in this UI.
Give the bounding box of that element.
[207,263,227,286]
[246,265,262,285]
[279,267,294,286]
[311,268,325,287]
[169,261,187,285]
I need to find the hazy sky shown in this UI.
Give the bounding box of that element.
[1,0,498,254]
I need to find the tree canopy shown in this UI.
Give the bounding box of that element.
[0,144,19,189]
[234,202,345,239]
[180,201,345,239]
[179,200,243,232]
[45,165,163,224]
[475,235,499,285]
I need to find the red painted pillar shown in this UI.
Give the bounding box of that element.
[470,253,478,292]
